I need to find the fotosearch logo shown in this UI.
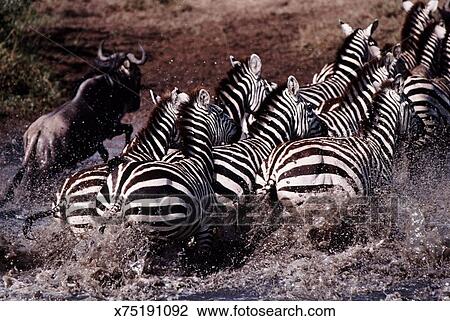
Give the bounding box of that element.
[52,193,431,233]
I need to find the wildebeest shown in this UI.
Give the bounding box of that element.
[0,42,147,204]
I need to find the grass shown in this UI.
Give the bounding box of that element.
[0,0,64,119]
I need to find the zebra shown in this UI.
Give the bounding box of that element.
[298,20,381,110]
[410,20,446,78]
[158,75,313,217]
[219,54,277,137]
[402,76,450,147]
[255,76,421,210]
[95,89,238,251]
[399,0,438,71]
[311,53,398,138]
[402,21,450,147]
[310,63,334,85]
[23,89,238,237]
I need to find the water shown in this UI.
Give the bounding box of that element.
[0,139,449,300]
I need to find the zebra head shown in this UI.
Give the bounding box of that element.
[287,75,315,139]
[163,87,190,149]
[223,54,276,137]
[339,19,381,66]
[207,104,240,145]
[403,0,438,13]
[401,0,437,62]
[183,89,239,149]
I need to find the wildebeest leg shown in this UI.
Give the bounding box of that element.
[124,124,133,145]
[112,123,133,145]
[0,167,25,207]
[97,144,109,163]
[118,123,133,145]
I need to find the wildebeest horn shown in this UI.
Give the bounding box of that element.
[127,44,147,65]
[97,40,110,61]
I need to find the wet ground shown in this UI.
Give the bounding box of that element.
[0,0,449,300]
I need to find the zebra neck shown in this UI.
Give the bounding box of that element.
[366,102,400,162]
[122,102,177,161]
[400,50,417,70]
[217,67,250,128]
[248,90,299,149]
[183,126,214,181]
[401,8,431,69]
[418,33,441,73]
[442,38,450,80]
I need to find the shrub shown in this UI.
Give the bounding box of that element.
[0,0,63,118]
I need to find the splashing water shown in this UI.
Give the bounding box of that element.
[0,146,449,300]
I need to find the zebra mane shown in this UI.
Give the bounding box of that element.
[250,83,288,119]
[176,89,206,157]
[401,1,426,50]
[340,57,386,101]
[333,28,363,71]
[355,81,396,138]
[417,20,442,65]
[216,56,250,94]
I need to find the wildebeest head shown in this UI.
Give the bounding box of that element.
[94,41,147,114]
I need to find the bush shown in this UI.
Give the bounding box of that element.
[0,0,63,118]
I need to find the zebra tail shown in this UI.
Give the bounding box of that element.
[0,167,25,208]
[23,204,61,240]
[97,198,124,229]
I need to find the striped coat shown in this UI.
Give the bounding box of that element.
[256,80,420,209]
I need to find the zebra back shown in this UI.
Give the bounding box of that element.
[255,80,418,206]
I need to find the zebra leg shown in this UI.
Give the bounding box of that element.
[123,124,133,145]
[195,225,214,254]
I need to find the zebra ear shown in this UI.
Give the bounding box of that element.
[339,20,354,36]
[392,74,404,92]
[402,0,414,12]
[229,55,241,68]
[364,19,379,36]
[287,75,300,96]
[382,52,395,69]
[435,21,447,40]
[426,0,439,13]
[392,43,402,59]
[249,54,262,77]
[171,87,179,103]
[197,89,210,108]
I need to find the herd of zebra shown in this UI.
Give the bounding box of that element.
[23,0,450,255]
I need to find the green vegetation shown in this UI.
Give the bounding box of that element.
[0,0,62,118]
